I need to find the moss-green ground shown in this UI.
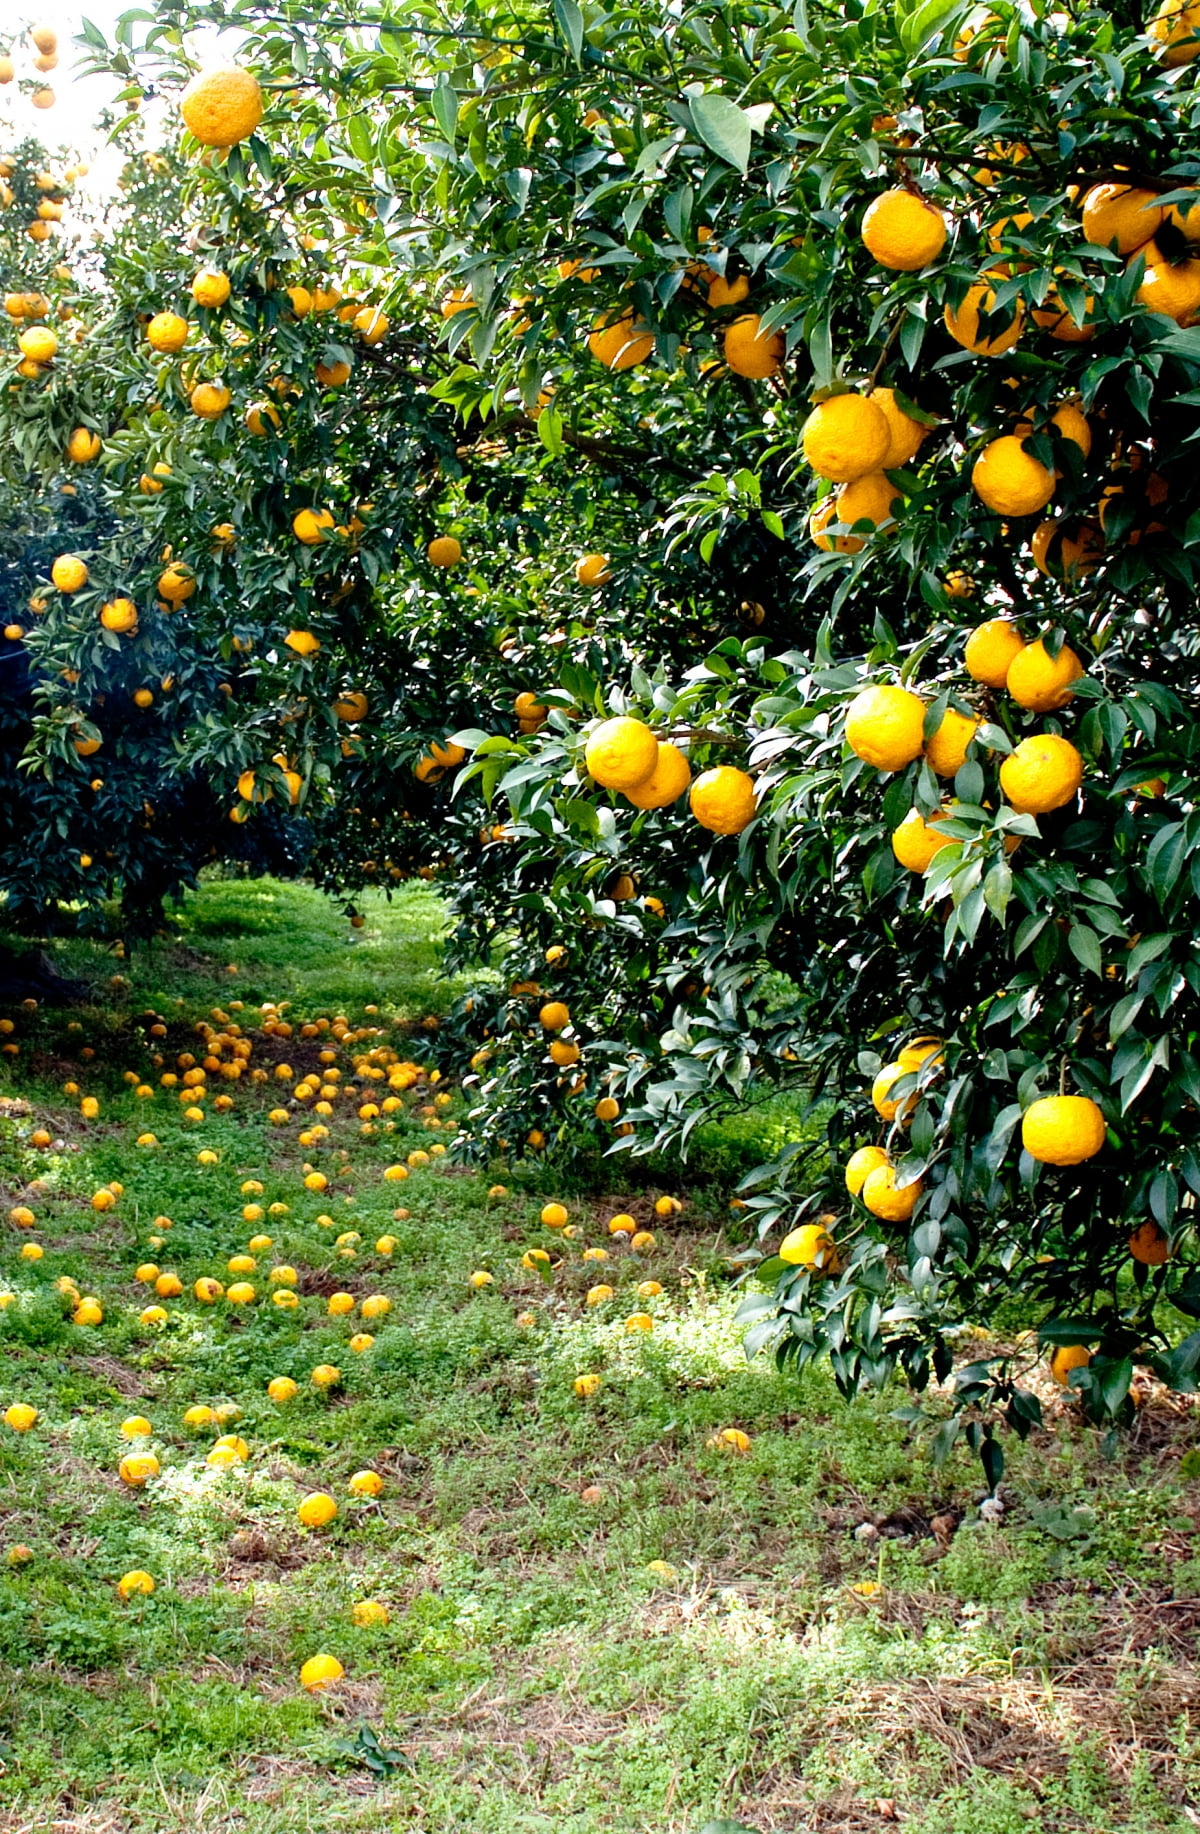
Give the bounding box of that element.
[0,878,1197,1833]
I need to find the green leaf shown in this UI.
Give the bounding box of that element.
[431,76,459,143]
[551,0,584,62]
[897,0,969,56]
[688,94,753,175]
[537,401,565,458]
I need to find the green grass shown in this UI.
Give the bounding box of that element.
[0,877,1197,1833]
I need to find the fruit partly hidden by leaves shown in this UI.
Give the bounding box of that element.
[158,563,196,605]
[1129,1220,1171,1265]
[66,426,101,462]
[1022,1093,1106,1165]
[861,188,948,270]
[689,765,758,835]
[1080,182,1166,254]
[871,387,929,469]
[625,741,691,810]
[872,1060,918,1123]
[414,739,466,783]
[964,618,1026,688]
[1148,0,1200,64]
[723,312,785,377]
[585,716,659,792]
[844,683,927,771]
[812,471,902,551]
[779,1221,841,1273]
[588,309,654,370]
[1049,1344,1091,1386]
[334,691,368,722]
[972,435,1056,517]
[1031,518,1104,582]
[944,281,1023,356]
[1135,244,1200,326]
[180,66,265,148]
[575,552,611,586]
[925,707,979,777]
[844,1144,890,1195]
[292,508,334,545]
[284,628,321,657]
[299,1653,344,1692]
[802,392,891,482]
[891,806,953,872]
[860,1163,923,1221]
[1006,637,1084,711]
[999,734,1083,814]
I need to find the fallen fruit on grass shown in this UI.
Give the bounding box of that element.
[299,1653,344,1691]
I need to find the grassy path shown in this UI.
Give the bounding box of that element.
[0,879,1197,1833]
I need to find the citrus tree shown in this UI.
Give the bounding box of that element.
[76,0,1200,1459]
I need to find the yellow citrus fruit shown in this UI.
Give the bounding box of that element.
[267,1376,297,1402]
[351,1599,389,1625]
[1006,637,1083,711]
[1129,1220,1170,1265]
[1021,1094,1105,1164]
[573,1373,602,1397]
[158,563,196,604]
[297,1491,338,1528]
[18,325,57,362]
[146,312,188,353]
[689,766,758,835]
[844,683,927,771]
[872,1060,919,1122]
[51,554,87,592]
[299,1653,344,1691]
[180,66,264,148]
[66,427,101,462]
[588,309,654,369]
[1080,182,1166,254]
[860,1164,923,1221]
[1031,283,1096,343]
[845,1145,890,1195]
[1050,1344,1091,1386]
[539,1001,570,1031]
[292,508,334,545]
[245,400,281,435]
[117,1569,156,1599]
[190,381,231,419]
[861,188,948,269]
[625,741,691,810]
[835,470,902,538]
[712,1427,752,1454]
[4,1403,38,1432]
[540,1201,568,1228]
[999,735,1084,814]
[964,618,1025,688]
[334,691,368,722]
[118,1452,159,1487]
[801,392,891,482]
[585,716,658,791]
[316,358,352,387]
[891,807,953,872]
[944,282,1024,356]
[924,708,979,777]
[191,269,231,307]
[723,313,785,378]
[1149,0,1200,62]
[778,1222,840,1272]
[972,436,1055,516]
[574,552,612,587]
[100,598,138,635]
[1135,244,1200,326]
[871,387,930,468]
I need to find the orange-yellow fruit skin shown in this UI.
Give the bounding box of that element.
[844,684,927,772]
[1021,1094,1105,1165]
[802,393,892,483]
[999,734,1083,815]
[964,619,1025,688]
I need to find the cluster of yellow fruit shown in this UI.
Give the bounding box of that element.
[842,614,1091,875]
[582,715,760,836]
[0,25,60,116]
